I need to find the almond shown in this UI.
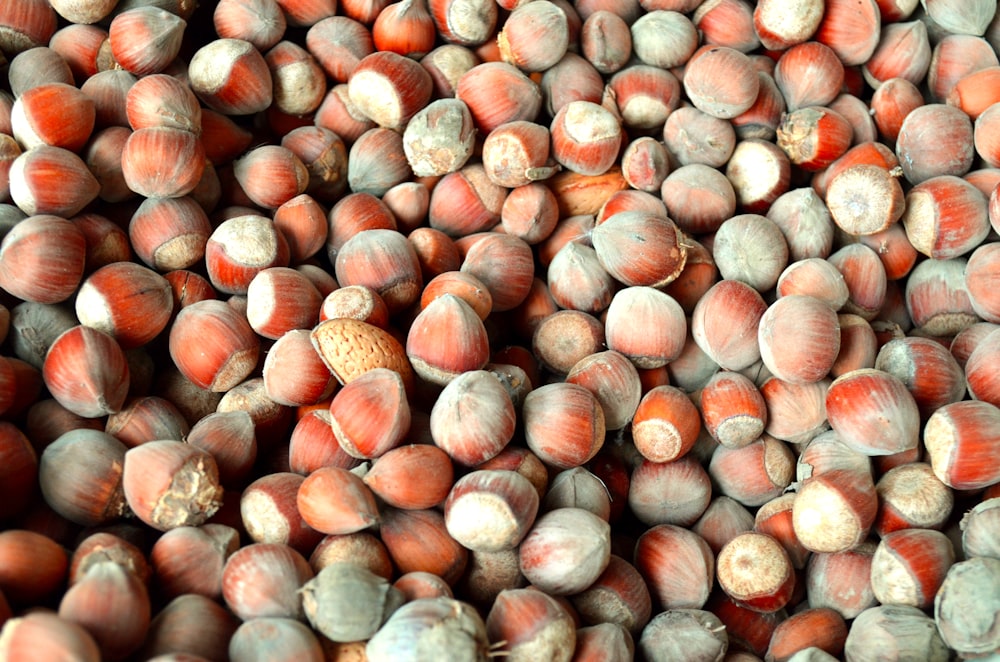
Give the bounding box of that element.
[310,317,414,393]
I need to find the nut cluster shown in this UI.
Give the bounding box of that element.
[0,0,1000,660]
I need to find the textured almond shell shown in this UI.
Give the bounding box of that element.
[310,317,415,392]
